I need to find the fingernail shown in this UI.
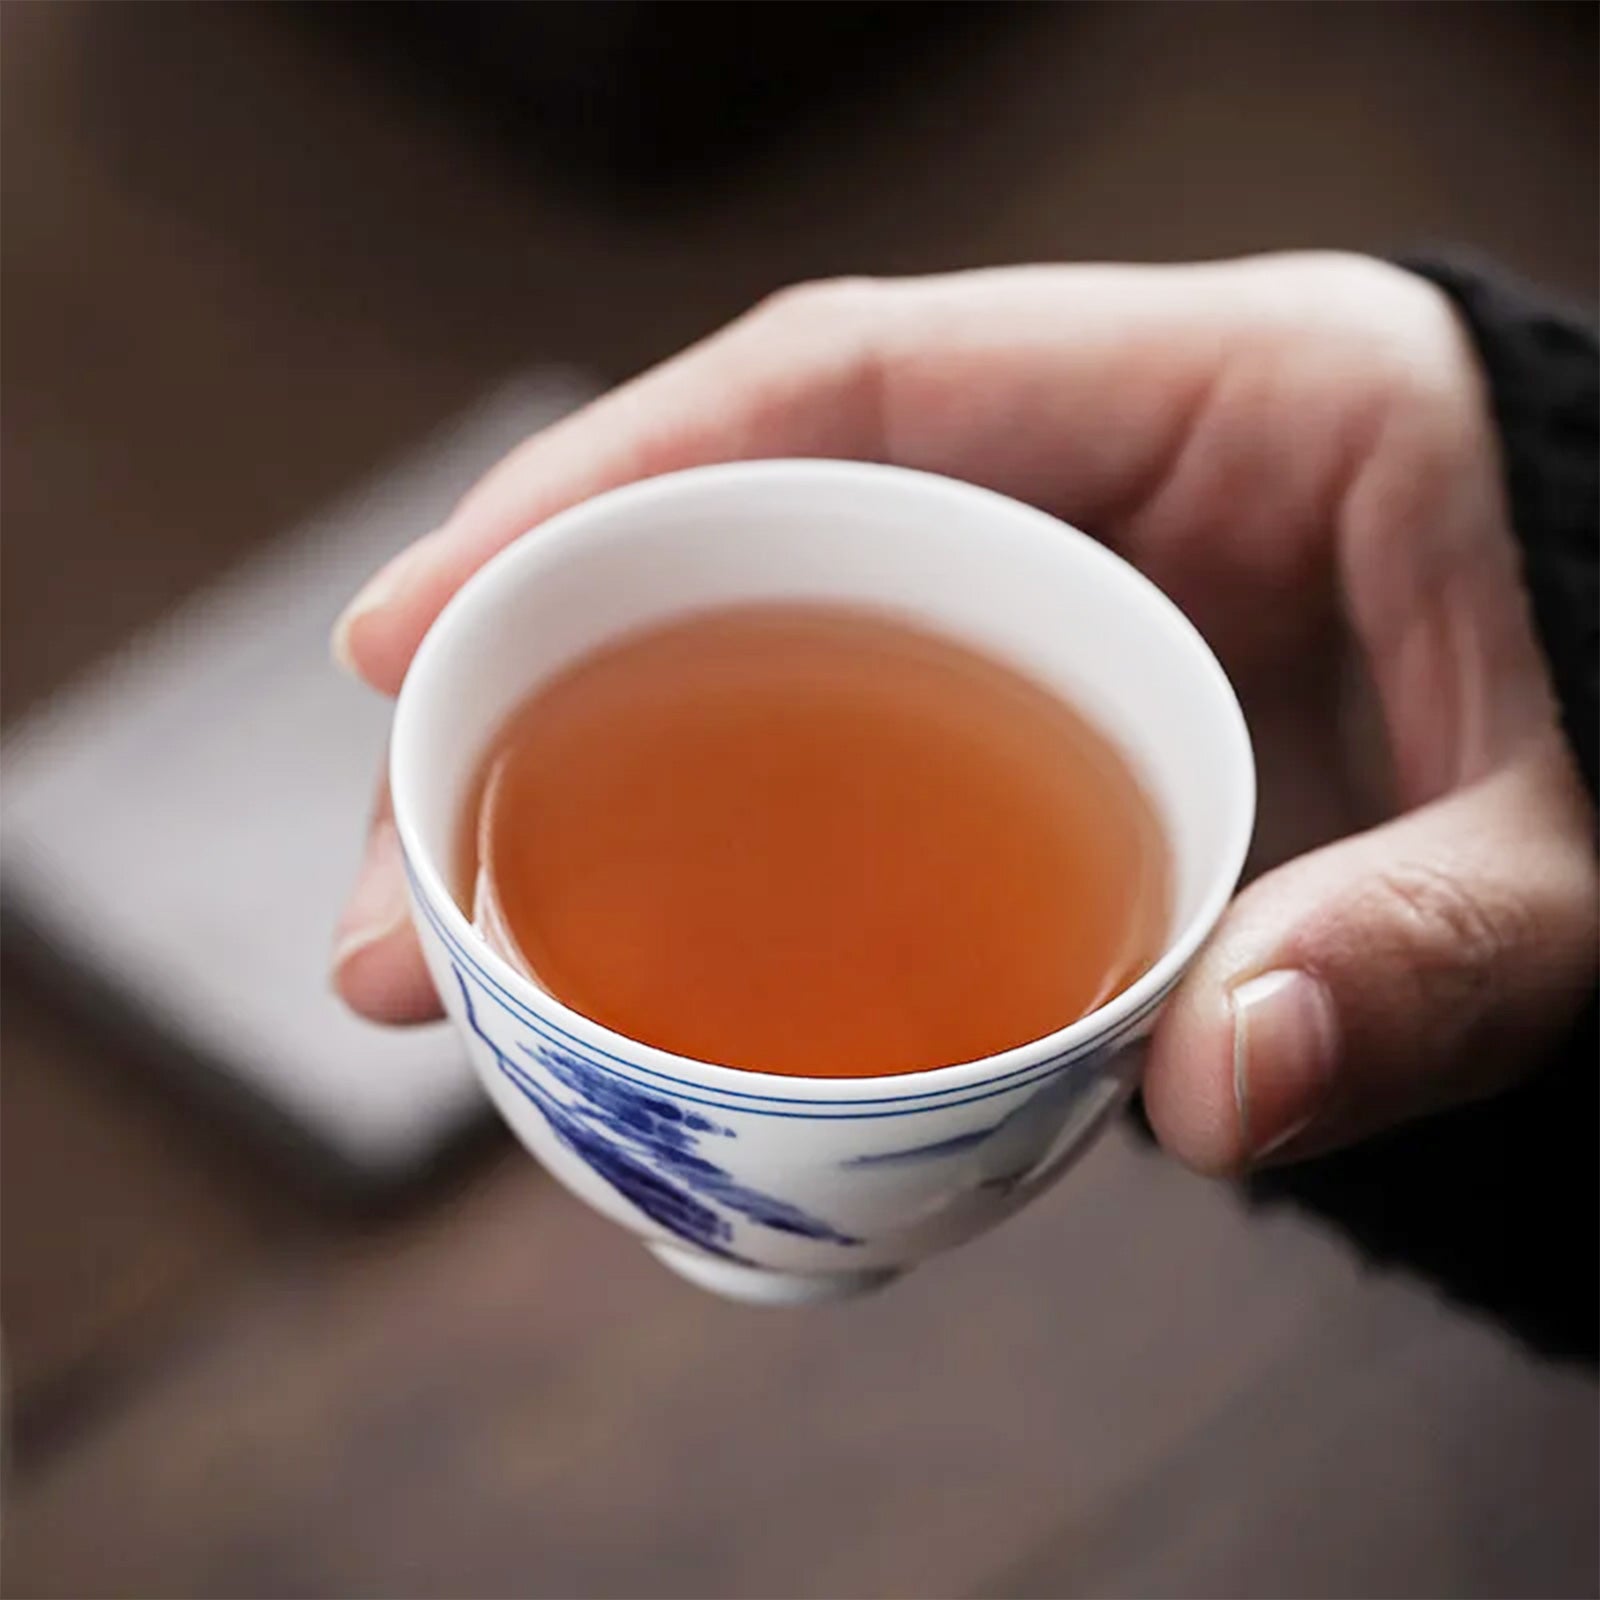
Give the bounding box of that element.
[331,819,410,974]
[331,536,437,679]
[1230,968,1340,1160]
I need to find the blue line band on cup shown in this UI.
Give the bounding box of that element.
[411,861,1163,1115]
[407,859,1168,1120]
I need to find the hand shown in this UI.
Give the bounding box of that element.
[329,253,1597,1173]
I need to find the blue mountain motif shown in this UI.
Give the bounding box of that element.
[845,1124,1002,1166]
[843,1065,1105,1194]
[454,966,859,1258]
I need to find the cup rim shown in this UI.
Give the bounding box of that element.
[391,458,1256,1102]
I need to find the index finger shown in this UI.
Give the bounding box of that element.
[332,279,895,695]
[331,264,1227,696]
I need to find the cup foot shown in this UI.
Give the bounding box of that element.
[648,1244,902,1306]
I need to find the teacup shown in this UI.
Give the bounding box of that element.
[391,460,1254,1304]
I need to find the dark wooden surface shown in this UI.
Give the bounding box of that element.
[3,5,1596,1597]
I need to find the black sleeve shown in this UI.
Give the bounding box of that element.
[1243,258,1599,1367]
[1411,257,1598,805]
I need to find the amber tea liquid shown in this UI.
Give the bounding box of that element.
[463,605,1170,1077]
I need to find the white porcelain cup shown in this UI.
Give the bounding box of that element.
[392,460,1254,1305]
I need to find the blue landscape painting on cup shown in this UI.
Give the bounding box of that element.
[455,965,861,1260]
[452,955,1120,1260]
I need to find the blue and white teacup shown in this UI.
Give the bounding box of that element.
[391,461,1254,1304]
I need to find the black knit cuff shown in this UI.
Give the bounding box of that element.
[1400,255,1599,810]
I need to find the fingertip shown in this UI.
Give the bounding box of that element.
[329,607,365,681]
[330,534,447,697]
[331,811,444,1025]
[1141,980,1249,1177]
[331,920,445,1026]
[331,601,409,698]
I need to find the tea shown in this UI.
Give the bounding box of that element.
[463,605,1169,1077]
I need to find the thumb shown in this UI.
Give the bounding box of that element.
[1143,732,1597,1174]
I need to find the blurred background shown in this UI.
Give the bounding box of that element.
[2,4,1596,1596]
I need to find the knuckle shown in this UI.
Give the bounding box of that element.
[1365,859,1516,1011]
[719,278,893,441]
[1285,250,1410,299]
[742,276,884,335]
[1275,253,1473,407]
